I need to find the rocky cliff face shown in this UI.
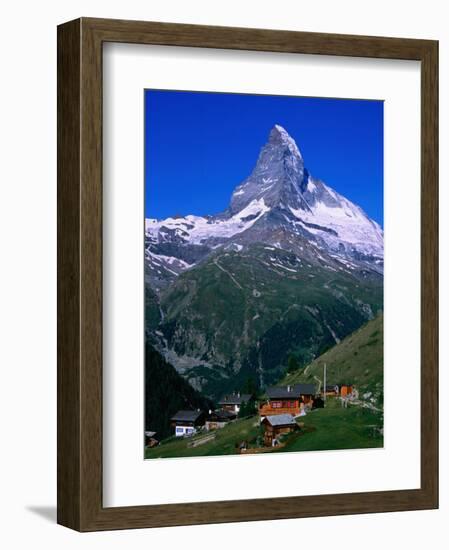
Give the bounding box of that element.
[145,125,383,398]
[229,124,309,214]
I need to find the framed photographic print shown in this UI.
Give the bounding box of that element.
[57,17,438,531]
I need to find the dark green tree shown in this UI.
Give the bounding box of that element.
[238,398,256,418]
[144,342,213,439]
[241,376,258,397]
[287,353,301,373]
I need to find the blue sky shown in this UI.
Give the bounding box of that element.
[145,90,384,226]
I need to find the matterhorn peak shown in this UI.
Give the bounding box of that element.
[268,124,302,159]
[229,124,306,214]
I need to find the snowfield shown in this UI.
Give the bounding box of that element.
[145,198,271,245]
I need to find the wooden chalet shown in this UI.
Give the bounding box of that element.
[339,383,354,397]
[259,383,317,417]
[262,414,298,447]
[323,384,339,397]
[171,409,205,437]
[218,392,252,414]
[205,409,236,431]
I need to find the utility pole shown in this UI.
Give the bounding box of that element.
[323,363,327,405]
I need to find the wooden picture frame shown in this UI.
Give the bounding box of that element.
[57,17,438,531]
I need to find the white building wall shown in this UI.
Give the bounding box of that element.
[175,425,196,437]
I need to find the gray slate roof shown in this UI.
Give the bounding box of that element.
[218,393,252,405]
[266,383,316,399]
[264,414,297,427]
[171,410,204,423]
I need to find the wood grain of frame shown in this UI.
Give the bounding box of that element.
[57,17,438,532]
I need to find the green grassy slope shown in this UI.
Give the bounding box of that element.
[277,399,383,452]
[145,415,261,459]
[281,313,383,401]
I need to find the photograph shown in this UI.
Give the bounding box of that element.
[144,89,384,459]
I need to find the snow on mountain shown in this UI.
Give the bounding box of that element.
[145,198,270,246]
[145,124,383,283]
[227,123,383,258]
[288,180,384,257]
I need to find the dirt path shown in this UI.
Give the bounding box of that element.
[313,374,322,393]
[213,259,243,290]
[303,362,314,376]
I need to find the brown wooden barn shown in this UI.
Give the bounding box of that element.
[144,431,159,448]
[218,392,252,414]
[323,384,339,397]
[259,383,317,417]
[262,414,298,447]
[205,409,236,431]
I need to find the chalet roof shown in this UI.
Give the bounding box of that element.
[208,409,236,421]
[171,410,204,423]
[145,431,157,438]
[218,393,252,405]
[264,414,297,427]
[266,384,316,399]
